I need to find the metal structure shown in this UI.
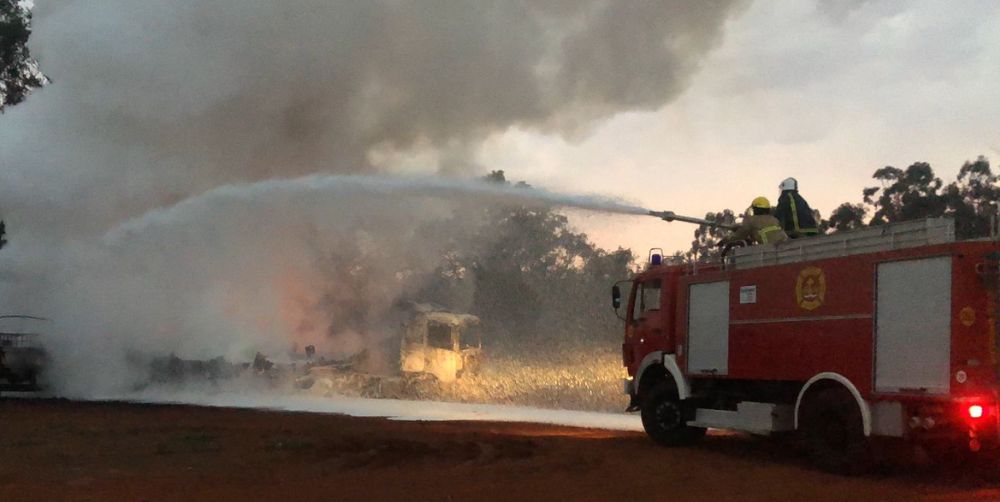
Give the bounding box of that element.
[614,217,1000,470]
[729,217,955,269]
[298,309,483,399]
[140,308,483,401]
[0,315,48,393]
[400,311,482,383]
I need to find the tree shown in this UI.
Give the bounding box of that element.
[864,162,946,226]
[1,0,46,111]
[410,170,635,346]
[825,203,866,233]
[942,156,1000,239]
[686,209,737,261]
[467,174,634,343]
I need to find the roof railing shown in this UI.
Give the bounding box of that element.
[729,217,956,270]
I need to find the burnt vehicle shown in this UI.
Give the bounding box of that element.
[299,308,483,398]
[137,307,483,400]
[399,310,483,383]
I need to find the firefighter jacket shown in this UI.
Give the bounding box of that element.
[774,190,819,238]
[723,214,788,246]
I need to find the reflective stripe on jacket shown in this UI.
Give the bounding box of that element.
[758,224,786,244]
[729,214,789,245]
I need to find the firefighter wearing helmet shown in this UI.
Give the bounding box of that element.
[773,177,819,238]
[719,196,788,247]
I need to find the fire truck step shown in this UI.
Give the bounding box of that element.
[686,402,794,435]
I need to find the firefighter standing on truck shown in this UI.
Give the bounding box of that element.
[719,197,788,247]
[773,177,819,238]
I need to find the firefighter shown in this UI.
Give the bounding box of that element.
[773,177,819,238]
[719,196,788,248]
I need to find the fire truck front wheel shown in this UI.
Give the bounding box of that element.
[640,382,705,447]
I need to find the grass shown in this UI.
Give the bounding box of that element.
[299,342,630,412]
[444,345,628,412]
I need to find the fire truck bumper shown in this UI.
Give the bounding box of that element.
[899,394,1000,453]
[622,378,634,396]
[623,378,641,412]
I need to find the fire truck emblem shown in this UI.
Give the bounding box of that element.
[960,307,976,327]
[796,267,826,311]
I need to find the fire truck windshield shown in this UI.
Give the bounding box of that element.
[632,280,662,320]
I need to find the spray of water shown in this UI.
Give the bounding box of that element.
[108,174,649,241]
[9,174,642,399]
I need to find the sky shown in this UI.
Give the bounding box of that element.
[469,1,1000,255]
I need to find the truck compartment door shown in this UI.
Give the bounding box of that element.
[687,281,730,375]
[875,256,951,394]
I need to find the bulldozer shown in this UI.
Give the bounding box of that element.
[299,308,482,399]
[399,310,482,383]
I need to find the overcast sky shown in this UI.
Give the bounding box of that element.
[468,1,1000,254]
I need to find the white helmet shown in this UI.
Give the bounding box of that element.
[779,177,798,191]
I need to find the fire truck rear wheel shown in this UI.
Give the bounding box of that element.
[800,387,870,474]
[640,382,705,447]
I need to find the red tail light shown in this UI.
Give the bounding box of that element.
[969,405,985,419]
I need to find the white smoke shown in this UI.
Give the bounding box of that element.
[5,175,644,396]
[0,1,743,397]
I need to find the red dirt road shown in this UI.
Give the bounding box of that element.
[1,399,999,501]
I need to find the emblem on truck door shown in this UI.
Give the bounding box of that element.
[960,306,976,327]
[796,266,826,310]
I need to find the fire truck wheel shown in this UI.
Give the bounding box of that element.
[640,382,705,447]
[800,388,870,474]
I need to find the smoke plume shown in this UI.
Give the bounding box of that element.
[0,1,742,397]
[2,0,740,234]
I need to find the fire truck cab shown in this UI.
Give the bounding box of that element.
[615,218,1000,470]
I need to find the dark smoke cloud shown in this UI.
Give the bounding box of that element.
[0,0,741,236]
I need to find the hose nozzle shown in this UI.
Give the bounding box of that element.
[648,210,676,222]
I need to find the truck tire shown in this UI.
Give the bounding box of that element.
[640,382,705,446]
[799,387,870,474]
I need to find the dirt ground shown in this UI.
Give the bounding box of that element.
[2,399,1000,501]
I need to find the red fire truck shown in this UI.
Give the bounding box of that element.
[613,217,1000,470]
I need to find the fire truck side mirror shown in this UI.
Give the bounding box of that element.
[611,280,631,321]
